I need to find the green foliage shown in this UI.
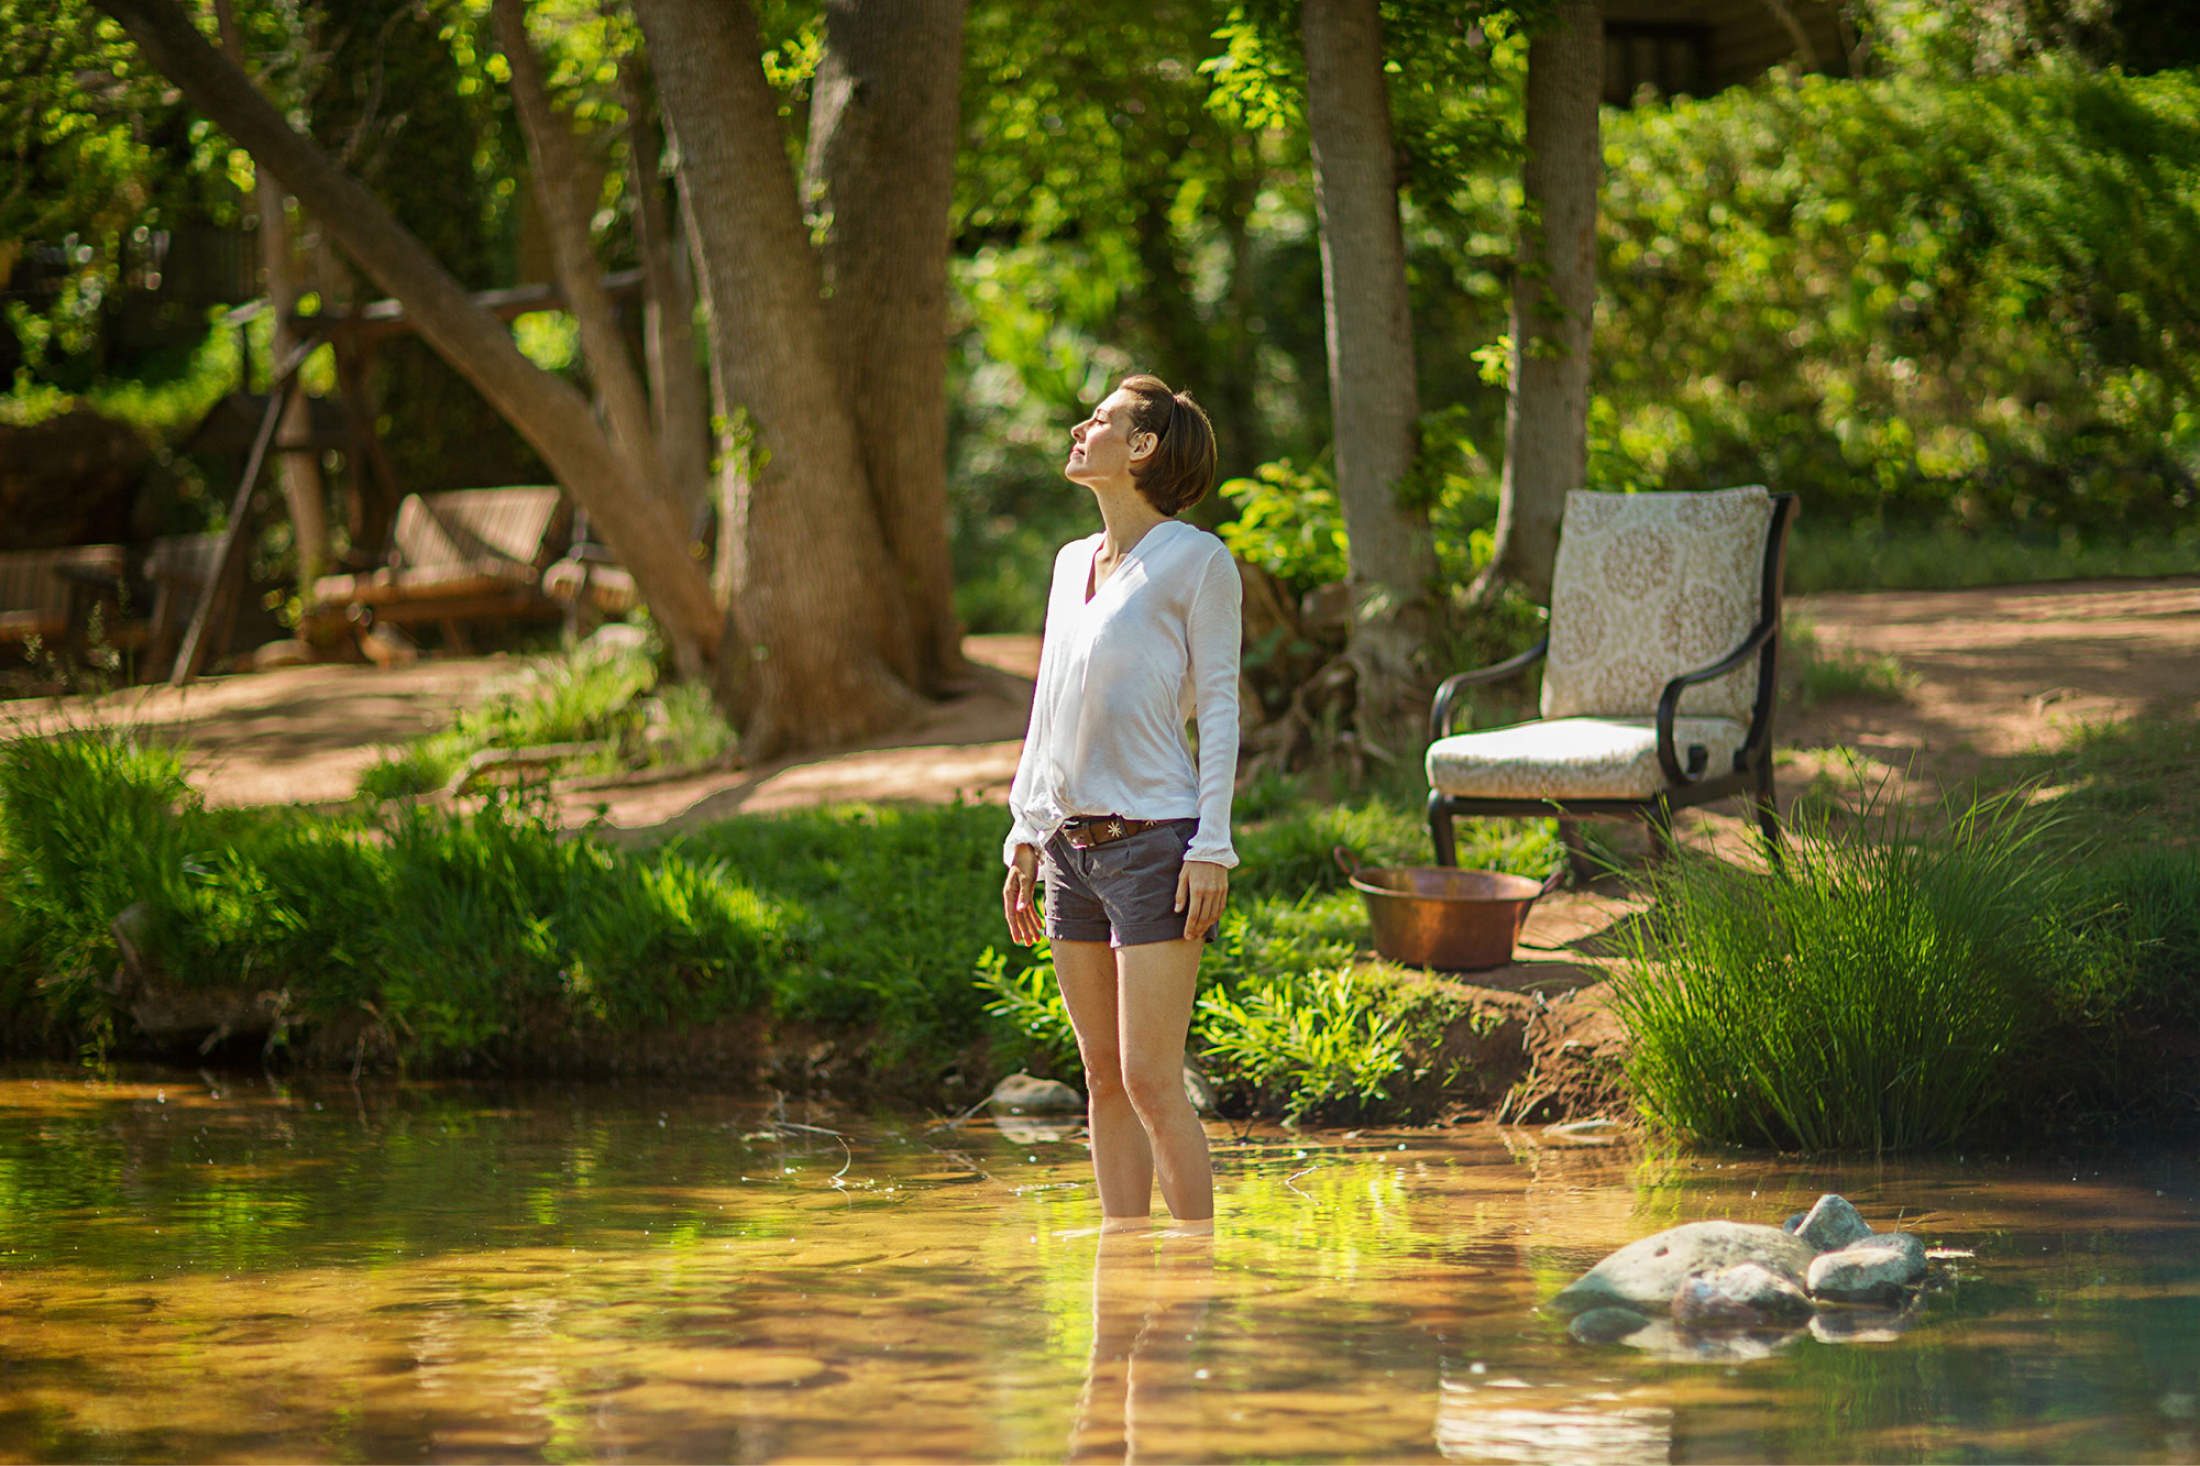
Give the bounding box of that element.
[1598,67,2200,539]
[1610,786,2095,1151]
[1216,457,1347,595]
[1197,966,1406,1122]
[1787,521,2200,594]
[975,943,1081,1080]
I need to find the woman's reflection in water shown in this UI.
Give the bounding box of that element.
[1070,1228,1217,1463]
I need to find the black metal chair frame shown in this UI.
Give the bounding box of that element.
[1426,493,1798,867]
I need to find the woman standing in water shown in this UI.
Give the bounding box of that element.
[1001,373,1241,1234]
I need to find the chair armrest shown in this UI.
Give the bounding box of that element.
[1429,636,1549,742]
[1654,617,1778,785]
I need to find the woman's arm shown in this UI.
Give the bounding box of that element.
[1002,545,1071,868]
[1183,546,1242,870]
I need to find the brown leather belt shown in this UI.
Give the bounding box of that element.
[1060,815,1169,850]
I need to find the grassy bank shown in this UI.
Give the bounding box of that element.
[0,731,1552,1118]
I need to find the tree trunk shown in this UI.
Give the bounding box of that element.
[1481,0,1602,605]
[492,0,671,507]
[96,0,722,675]
[1301,0,1436,746]
[634,0,916,756]
[799,0,967,696]
[215,0,327,595]
[621,57,711,535]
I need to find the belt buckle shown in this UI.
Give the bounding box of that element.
[1066,815,1131,850]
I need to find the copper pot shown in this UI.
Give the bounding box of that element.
[1334,846,1562,972]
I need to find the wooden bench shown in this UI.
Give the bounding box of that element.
[0,545,127,653]
[310,487,570,649]
[132,533,225,674]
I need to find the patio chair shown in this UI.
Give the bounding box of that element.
[310,487,569,649]
[1425,486,1798,866]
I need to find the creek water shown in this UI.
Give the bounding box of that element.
[1,1069,2197,1463]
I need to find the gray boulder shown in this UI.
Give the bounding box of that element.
[988,1073,1082,1114]
[1806,1231,1927,1305]
[1795,1193,1875,1253]
[1548,1221,1818,1317]
[1673,1262,1816,1330]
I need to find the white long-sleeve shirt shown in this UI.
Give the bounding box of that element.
[1004,519,1242,869]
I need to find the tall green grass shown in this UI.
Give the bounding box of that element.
[0,733,780,1065]
[1612,788,2099,1151]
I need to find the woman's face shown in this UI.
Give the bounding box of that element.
[1066,389,1153,488]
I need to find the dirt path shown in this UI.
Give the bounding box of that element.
[1784,576,2200,772]
[5,580,2191,820]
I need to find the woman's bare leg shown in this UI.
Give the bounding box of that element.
[1114,937,1213,1223]
[1052,938,1154,1220]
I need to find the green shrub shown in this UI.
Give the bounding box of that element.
[1598,67,2200,540]
[664,801,1013,1077]
[1610,789,2078,1151]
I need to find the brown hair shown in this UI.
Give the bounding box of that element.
[1117,373,1218,517]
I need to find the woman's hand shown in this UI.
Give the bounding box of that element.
[1003,844,1043,946]
[1175,859,1228,941]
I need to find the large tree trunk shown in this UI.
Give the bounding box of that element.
[215,0,327,595]
[1301,0,1437,747]
[621,57,711,535]
[492,0,671,507]
[1481,0,1602,605]
[96,0,721,674]
[800,0,967,695]
[634,0,917,756]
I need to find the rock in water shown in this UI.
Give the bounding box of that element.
[988,1073,1082,1114]
[1795,1193,1874,1253]
[1672,1263,1816,1330]
[1568,1307,1654,1345]
[1806,1232,1928,1305]
[1182,1063,1216,1115]
[1548,1222,1818,1317]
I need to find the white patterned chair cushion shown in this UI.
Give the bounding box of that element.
[1541,486,1772,723]
[1426,716,1749,801]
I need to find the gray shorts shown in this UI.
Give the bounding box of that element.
[1041,818,1217,949]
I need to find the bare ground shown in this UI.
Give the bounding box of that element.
[5,579,2194,1117]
